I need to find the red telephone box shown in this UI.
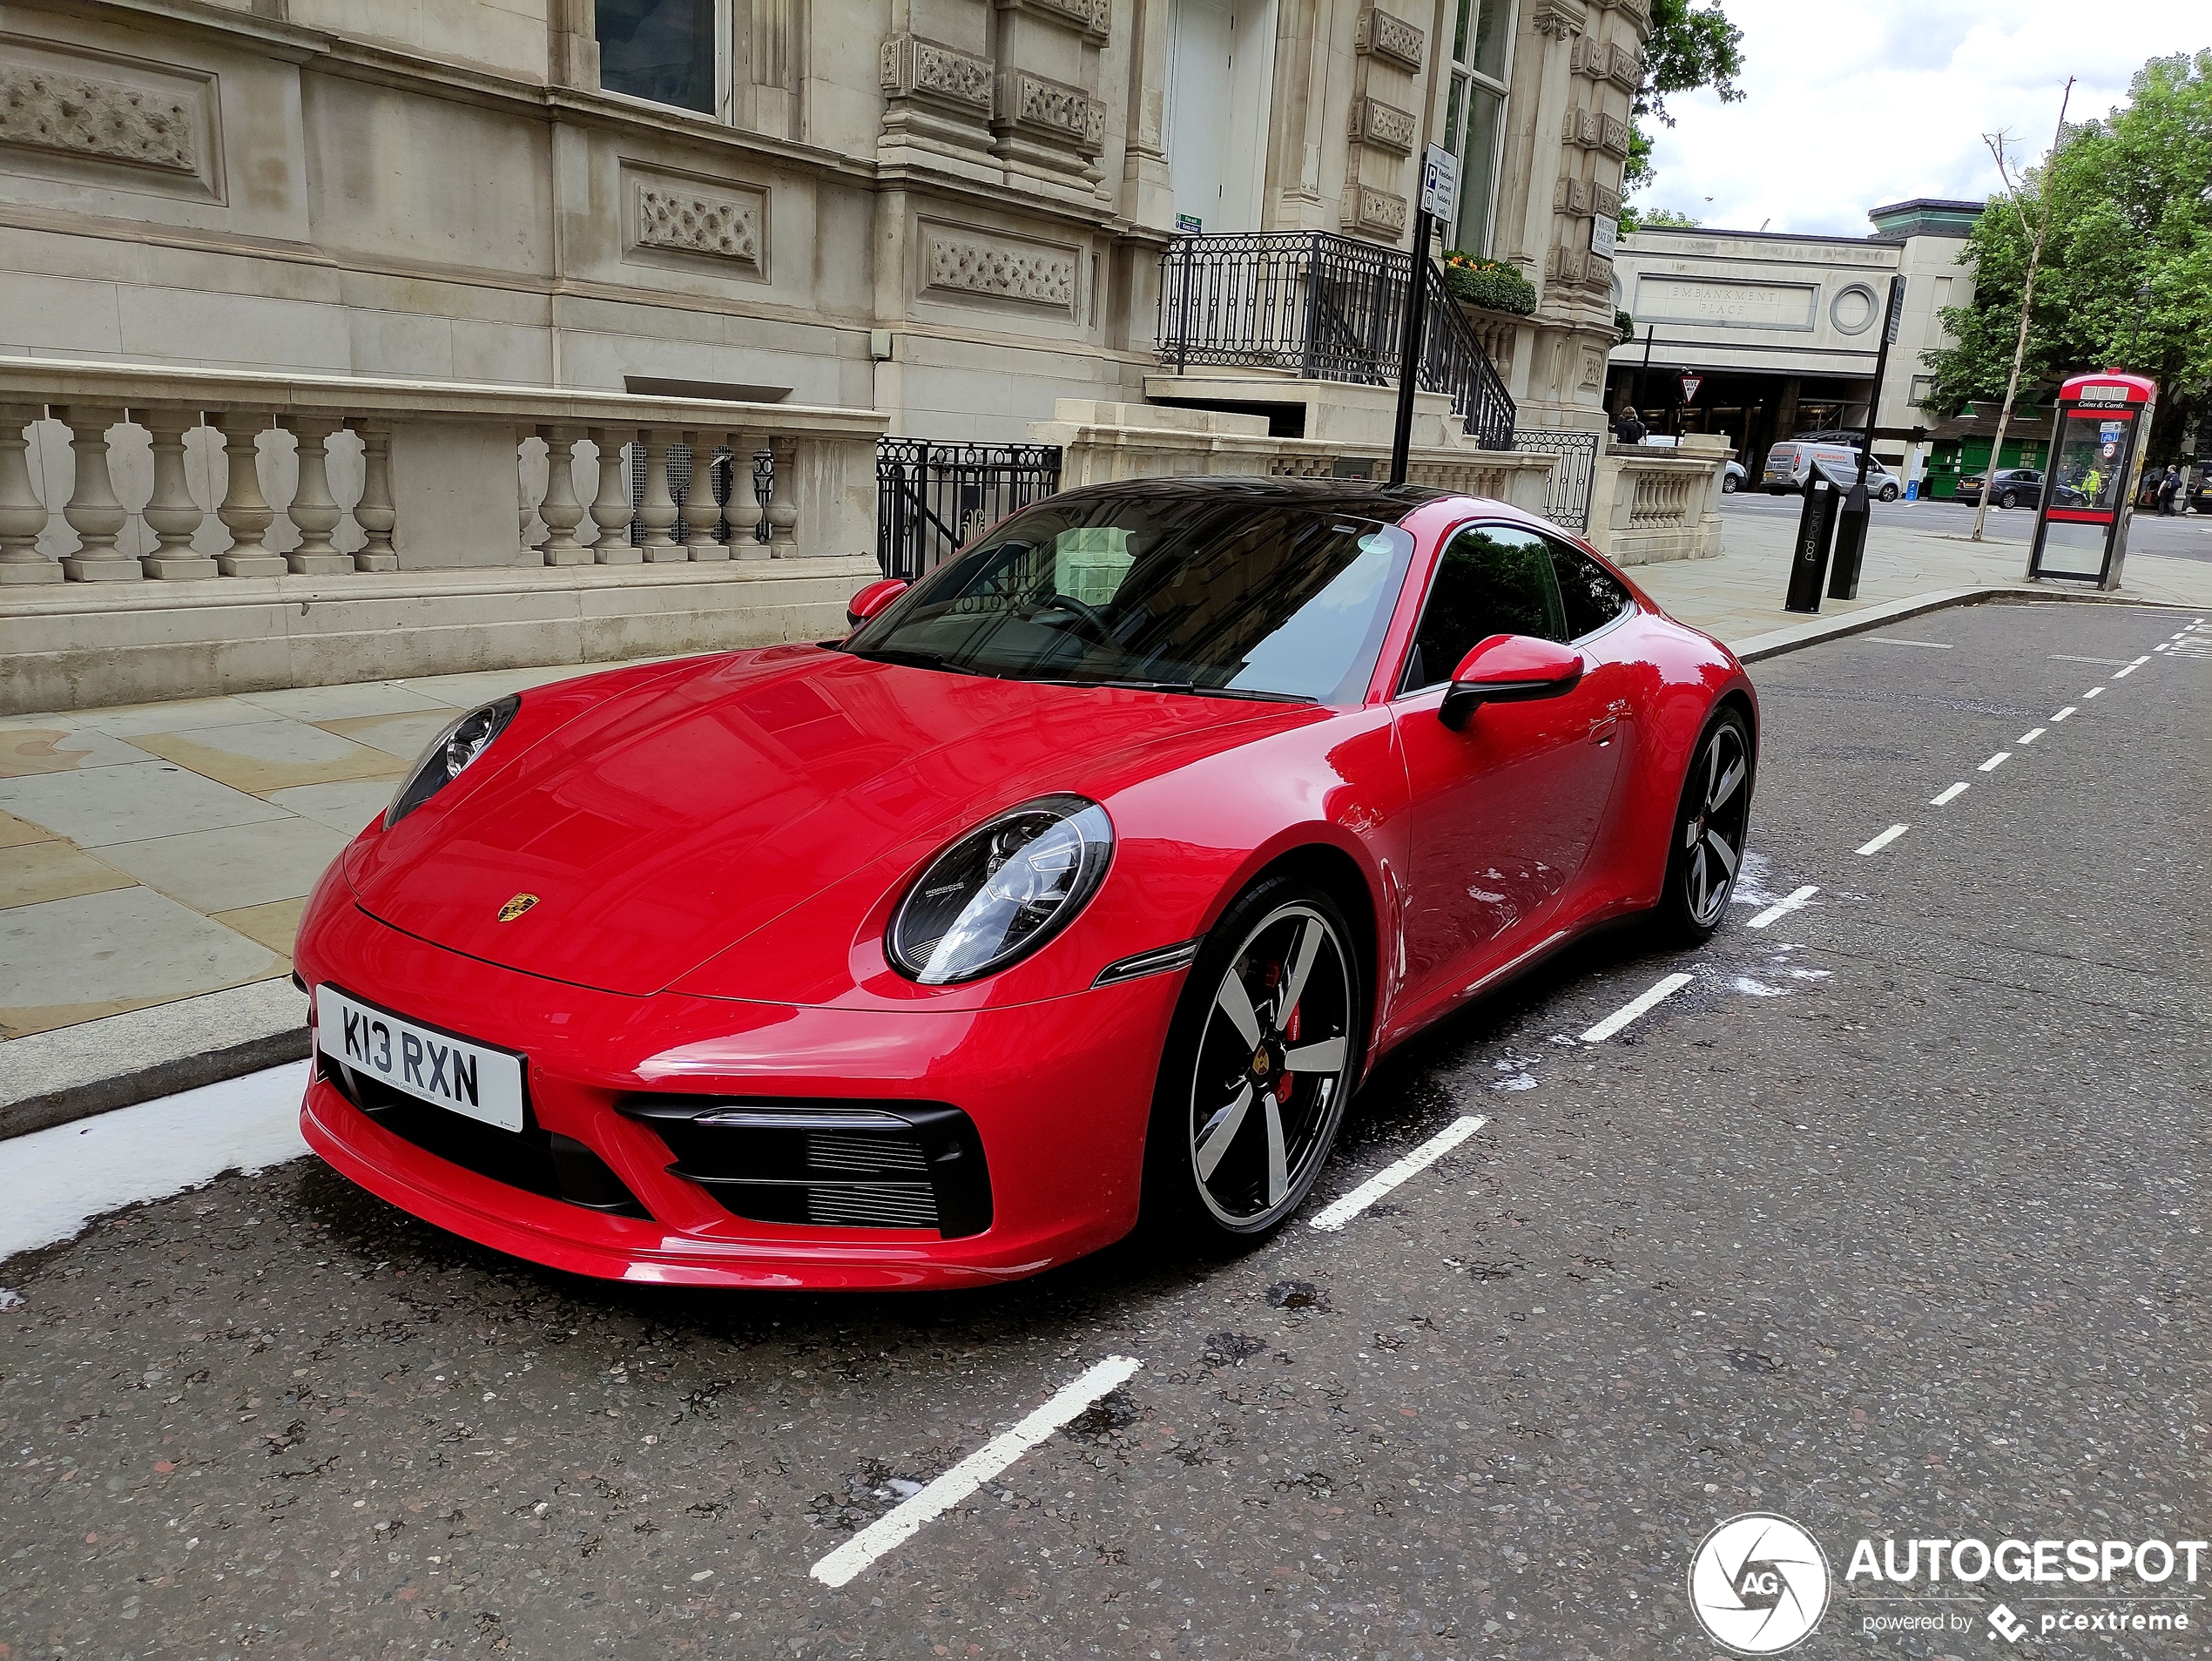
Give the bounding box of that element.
[2026,369,2157,590]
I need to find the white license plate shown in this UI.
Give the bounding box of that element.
[316,984,527,1133]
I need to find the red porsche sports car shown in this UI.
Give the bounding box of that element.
[296,478,1756,1289]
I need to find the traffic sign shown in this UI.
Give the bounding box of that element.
[1679,373,1703,404]
[1419,144,1458,218]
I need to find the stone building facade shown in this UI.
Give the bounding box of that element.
[0,0,1649,439]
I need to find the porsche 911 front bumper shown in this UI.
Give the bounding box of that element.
[293,875,1183,1290]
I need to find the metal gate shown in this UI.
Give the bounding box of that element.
[1511,429,1601,535]
[875,439,1062,580]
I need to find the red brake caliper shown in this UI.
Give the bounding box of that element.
[1279,996,1300,1101]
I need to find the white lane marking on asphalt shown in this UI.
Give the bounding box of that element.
[1979,752,2012,772]
[0,1061,310,1263]
[2128,655,2153,666]
[2049,654,2131,665]
[1865,637,1953,648]
[1929,782,1970,806]
[2155,643,2170,652]
[2017,727,2047,745]
[1856,824,1910,856]
[1580,972,1695,1043]
[2051,706,2077,721]
[2084,686,2105,699]
[2111,664,2140,679]
[1746,885,1818,928]
[1308,1115,1487,1232]
[809,1354,1144,1589]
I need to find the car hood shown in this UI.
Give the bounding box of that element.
[347,647,1291,996]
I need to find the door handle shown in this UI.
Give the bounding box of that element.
[1588,718,1618,746]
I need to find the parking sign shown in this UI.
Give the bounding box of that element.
[1420,145,1458,219]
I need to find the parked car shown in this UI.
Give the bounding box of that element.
[295,477,1758,1288]
[1952,468,2086,510]
[1722,460,1745,493]
[1764,442,1901,499]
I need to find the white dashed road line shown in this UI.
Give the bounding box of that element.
[1309,1115,1487,1232]
[810,1354,1144,1589]
[2017,727,2046,746]
[2112,664,2141,679]
[1746,885,1819,928]
[1865,637,1953,649]
[2052,706,2077,722]
[1979,752,2011,773]
[2084,686,2105,699]
[1580,972,1695,1043]
[1930,782,1970,806]
[2049,654,2130,665]
[1857,824,1911,856]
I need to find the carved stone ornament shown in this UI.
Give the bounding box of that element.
[0,62,197,173]
[634,182,761,266]
[997,0,1112,41]
[1593,181,1622,220]
[1554,174,1591,215]
[1599,113,1631,158]
[1608,41,1646,89]
[1529,0,1588,40]
[1353,6,1425,71]
[880,33,995,116]
[995,69,1103,155]
[1340,182,1409,240]
[923,226,1079,311]
[1349,96,1416,156]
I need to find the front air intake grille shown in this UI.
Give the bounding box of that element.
[617,1098,992,1238]
[320,1054,650,1220]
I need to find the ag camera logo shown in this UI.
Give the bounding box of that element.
[1689,1513,1831,1653]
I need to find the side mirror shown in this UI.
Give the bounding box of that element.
[1440,634,1586,730]
[846,577,908,630]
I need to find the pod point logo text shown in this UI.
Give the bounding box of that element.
[1689,1513,1831,1654]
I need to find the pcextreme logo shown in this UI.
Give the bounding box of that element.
[1689,1512,1832,1653]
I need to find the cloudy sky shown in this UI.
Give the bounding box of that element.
[1640,0,2210,237]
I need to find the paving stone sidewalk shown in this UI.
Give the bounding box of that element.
[3,516,2209,1047]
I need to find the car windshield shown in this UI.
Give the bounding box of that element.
[845,494,1418,704]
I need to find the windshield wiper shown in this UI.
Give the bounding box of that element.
[1030,677,1315,705]
[847,645,978,676]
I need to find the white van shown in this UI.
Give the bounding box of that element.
[1763,441,1900,499]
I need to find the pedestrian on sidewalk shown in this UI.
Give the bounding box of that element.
[2157,463,2180,515]
[1614,406,1648,445]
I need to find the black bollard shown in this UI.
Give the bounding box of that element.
[1829,476,1871,599]
[1784,476,1839,612]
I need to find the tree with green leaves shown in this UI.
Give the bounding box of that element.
[1621,0,1745,220]
[1923,51,2212,468]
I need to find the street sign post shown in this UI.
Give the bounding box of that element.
[1390,144,1458,486]
[1828,274,1907,601]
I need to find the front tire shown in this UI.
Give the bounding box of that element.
[1653,708,1755,945]
[1721,472,1739,494]
[1141,876,1363,1249]
[1878,483,1898,502]
[1999,490,2018,510]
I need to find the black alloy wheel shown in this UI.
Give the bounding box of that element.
[1655,708,1755,944]
[2000,490,2019,510]
[1143,878,1361,1245]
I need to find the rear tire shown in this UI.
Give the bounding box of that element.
[2000,490,2018,510]
[1878,483,1898,502]
[1721,472,1739,494]
[1653,707,1755,946]
[1140,875,1364,1251]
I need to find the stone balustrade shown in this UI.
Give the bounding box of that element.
[0,358,886,584]
[1585,435,1732,565]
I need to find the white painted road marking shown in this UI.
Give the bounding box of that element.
[1580,972,1695,1043]
[2084,686,2105,699]
[2049,654,2130,665]
[1979,752,2012,773]
[0,1062,310,1262]
[1865,637,1953,649]
[1308,1115,1487,1232]
[1746,885,1819,928]
[1857,824,1910,856]
[2017,727,2047,745]
[2052,706,2078,722]
[1929,782,1970,806]
[810,1354,1144,1589]
[2112,664,2140,679]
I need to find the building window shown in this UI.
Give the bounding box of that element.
[597,0,724,116]
[1444,0,1514,256]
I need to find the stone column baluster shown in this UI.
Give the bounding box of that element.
[726,430,767,557]
[348,420,398,571]
[637,428,684,560]
[0,402,60,585]
[56,405,137,581]
[517,427,540,560]
[536,425,591,565]
[280,415,351,574]
[680,430,727,561]
[765,436,799,555]
[586,428,642,564]
[214,409,285,577]
[135,406,217,579]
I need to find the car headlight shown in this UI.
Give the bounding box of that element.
[887,794,1114,985]
[383,695,521,828]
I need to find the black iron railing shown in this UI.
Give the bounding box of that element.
[1157,231,1517,449]
[1508,429,1601,534]
[876,440,1062,581]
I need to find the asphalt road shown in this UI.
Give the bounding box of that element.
[1720,490,2212,562]
[3,602,2207,1659]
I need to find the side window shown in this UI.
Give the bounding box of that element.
[1547,538,1633,641]
[1399,526,1564,694]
